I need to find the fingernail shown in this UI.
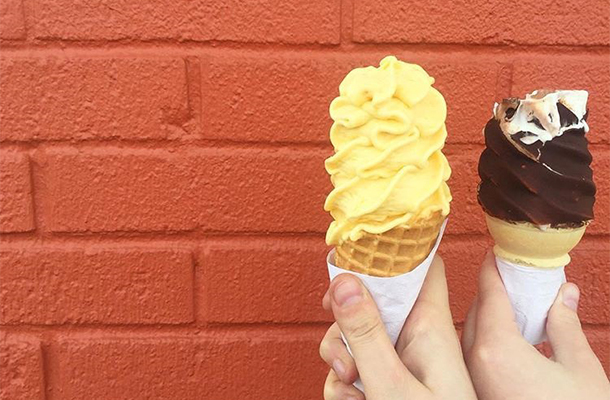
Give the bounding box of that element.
[333,278,362,307]
[332,359,346,379]
[562,284,580,312]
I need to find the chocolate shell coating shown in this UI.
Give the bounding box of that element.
[477,114,595,228]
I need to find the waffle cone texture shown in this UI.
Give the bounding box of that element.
[335,213,444,277]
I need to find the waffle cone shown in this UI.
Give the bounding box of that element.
[335,213,444,277]
[485,214,586,268]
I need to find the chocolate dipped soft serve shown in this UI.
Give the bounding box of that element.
[478,90,595,267]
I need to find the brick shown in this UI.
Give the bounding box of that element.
[422,61,502,145]
[0,151,34,232]
[43,148,203,233]
[33,0,340,44]
[569,238,610,325]
[445,146,486,235]
[200,237,331,323]
[0,245,193,324]
[42,147,332,233]
[589,149,609,235]
[0,0,25,40]
[584,326,610,376]
[512,59,610,144]
[205,55,352,143]
[353,0,610,46]
[0,57,191,141]
[0,334,45,400]
[54,331,327,400]
[440,235,493,323]
[206,54,500,144]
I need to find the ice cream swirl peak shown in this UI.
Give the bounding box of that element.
[324,56,451,245]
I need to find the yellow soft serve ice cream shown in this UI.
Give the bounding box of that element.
[324,56,451,246]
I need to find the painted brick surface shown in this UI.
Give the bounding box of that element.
[1,0,609,395]
[590,149,610,235]
[33,0,340,44]
[0,0,25,40]
[423,61,503,145]
[200,237,331,323]
[0,151,34,232]
[206,54,502,144]
[440,235,492,323]
[0,245,194,324]
[0,57,191,141]
[569,239,610,325]
[444,146,486,235]
[42,147,331,233]
[353,0,610,46]
[205,55,351,143]
[0,334,45,400]
[54,332,327,400]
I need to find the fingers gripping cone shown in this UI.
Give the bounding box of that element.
[323,56,452,391]
[327,219,447,391]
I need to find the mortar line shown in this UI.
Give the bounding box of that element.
[2,231,610,243]
[1,40,609,57]
[0,140,497,153]
[1,321,607,336]
[40,340,53,400]
[191,249,200,326]
[338,0,344,46]
[25,153,41,234]
[507,60,515,96]
[0,322,332,336]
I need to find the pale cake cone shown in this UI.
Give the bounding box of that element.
[485,214,586,268]
[335,213,445,277]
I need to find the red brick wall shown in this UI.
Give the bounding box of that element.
[0,0,608,398]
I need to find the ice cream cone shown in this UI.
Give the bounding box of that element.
[324,56,451,270]
[335,213,444,277]
[477,90,594,344]
[485,214,586,268]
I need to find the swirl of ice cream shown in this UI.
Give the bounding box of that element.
[324,56,451,245]
[478,90,596,228]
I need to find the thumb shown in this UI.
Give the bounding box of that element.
[329,274,411,390]
[547,283,596,368]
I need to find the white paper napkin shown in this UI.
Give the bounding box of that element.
[495,257,566,345]
[326,220,447,391]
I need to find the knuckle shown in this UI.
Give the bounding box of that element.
[434,254,445,268]
[319,338,331,361]
[386,368,408,390]
[471,342,503,369]
[403,306,451,344]
[548,308,582,331]
[323,372,337,400]
[409,308,441,335]
[346,315,383,345]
